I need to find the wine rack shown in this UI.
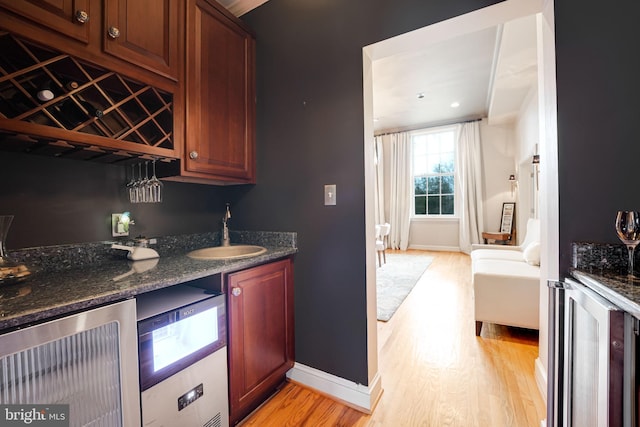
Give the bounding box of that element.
[0,31,177,162]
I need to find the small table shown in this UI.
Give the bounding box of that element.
[481,232,512,245]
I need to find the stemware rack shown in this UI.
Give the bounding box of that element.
[0,31,177,163]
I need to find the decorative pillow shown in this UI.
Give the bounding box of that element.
[523,241,541,266]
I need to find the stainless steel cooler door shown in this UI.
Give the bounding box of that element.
[563,278,625,427]
[0,299,141,427]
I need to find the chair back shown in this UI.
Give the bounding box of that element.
[520,218,540,248]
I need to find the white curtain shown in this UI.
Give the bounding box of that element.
[374,136,385,226]
[456,121,484,253]
[388,132,412,250]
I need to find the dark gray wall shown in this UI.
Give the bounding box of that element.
[555,0,640,274]
[0,151,240,249]
[7,0,628,391]
[241,0,501,385]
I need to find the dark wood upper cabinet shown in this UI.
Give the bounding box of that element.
[103,0,180,81]
[0,0,92,44]
[180,0,256,184]
[0,0,180,83]
[1,0,255,184]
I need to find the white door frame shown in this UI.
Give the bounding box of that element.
[362,0,556,410]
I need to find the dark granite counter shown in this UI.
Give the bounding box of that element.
[570,242,640,318]
[0,230,297,331]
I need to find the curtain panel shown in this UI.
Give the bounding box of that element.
[456,121,484,253]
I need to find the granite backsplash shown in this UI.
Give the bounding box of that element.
[7,230,297,274]
[571,241,630,275]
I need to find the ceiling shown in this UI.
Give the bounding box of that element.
[217,1,538,134]
[216,0,269,17]
[372,14,538,133]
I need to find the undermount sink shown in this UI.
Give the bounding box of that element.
[187,245,267,260]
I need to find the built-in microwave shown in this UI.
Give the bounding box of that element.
[136,284,227,391]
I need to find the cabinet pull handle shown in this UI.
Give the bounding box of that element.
[107,26,121,39]
[232,288,242,297]
[189,151,199,160]
[75,10,89,24]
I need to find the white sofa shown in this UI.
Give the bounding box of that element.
[471,218,541,336]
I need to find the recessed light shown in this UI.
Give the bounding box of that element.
[373,118,379,122]
[417,93,425,99]
[450,101,460,108]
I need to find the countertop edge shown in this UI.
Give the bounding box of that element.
[571,269,640,318]
[0,247,297,332]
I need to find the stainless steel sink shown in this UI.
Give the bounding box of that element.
[187,245,267,260]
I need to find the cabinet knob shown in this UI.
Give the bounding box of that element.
[107,26,121,39]
[189,151,198,160]
[232,288,242,297]
[75,10,89,24]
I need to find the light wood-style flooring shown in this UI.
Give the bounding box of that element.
[240,250,546,426]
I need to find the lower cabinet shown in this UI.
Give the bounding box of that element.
[226,258,294,425]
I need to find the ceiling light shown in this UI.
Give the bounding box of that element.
[450,102,460,108]
[417,93,425,99]
[373,118,379,122]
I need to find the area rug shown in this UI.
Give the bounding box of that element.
[377,253,433,321]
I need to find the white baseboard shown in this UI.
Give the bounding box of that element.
[534,357,547,404]
[407,244,461,252]
[286,363,383,413]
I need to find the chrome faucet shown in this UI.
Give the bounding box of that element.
[221,203,232,246]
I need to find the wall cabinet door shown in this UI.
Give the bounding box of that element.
[0,0,92,44]
[227,259,294,425]
[183,0,255,184]
[103,0,180,81]
[0,0,179,82]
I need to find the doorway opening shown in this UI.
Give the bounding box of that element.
[362,0,558,410]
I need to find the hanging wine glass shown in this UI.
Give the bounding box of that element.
[615,211,640,277]
[126,164,137,203]
[148,159,163,203]
[140,161,150,203]
[132,162,144,204]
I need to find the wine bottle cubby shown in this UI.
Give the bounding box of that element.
[0,31,177,162]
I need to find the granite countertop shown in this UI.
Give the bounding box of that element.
[570,241,640,318]
[570,269,640,319]
[0,230,297,332]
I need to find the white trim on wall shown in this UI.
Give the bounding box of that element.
[287,363,383,413]
[408,244,461,252]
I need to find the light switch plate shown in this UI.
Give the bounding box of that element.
[324,184,336,206]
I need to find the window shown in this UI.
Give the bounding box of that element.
[412,127,456,216]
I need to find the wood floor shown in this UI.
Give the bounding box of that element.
[240,250,546,427]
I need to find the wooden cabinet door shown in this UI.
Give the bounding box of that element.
[103,0,180,81]
[227,259,294,424]
[185,0,255,183]
[0,0,92,43]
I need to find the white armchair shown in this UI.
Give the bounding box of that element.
[471,218,541,336]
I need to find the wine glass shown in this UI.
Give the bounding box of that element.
[132,163,144,204]
[615,211,640,277]
[148,159,163,203]
[126,164,137,203]
[140,161,150,203]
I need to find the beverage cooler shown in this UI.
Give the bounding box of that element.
[547,278,638,427]
[0,299,141,426]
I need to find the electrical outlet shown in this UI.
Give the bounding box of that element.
[112,213,129,237]
[324,184,336,206]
